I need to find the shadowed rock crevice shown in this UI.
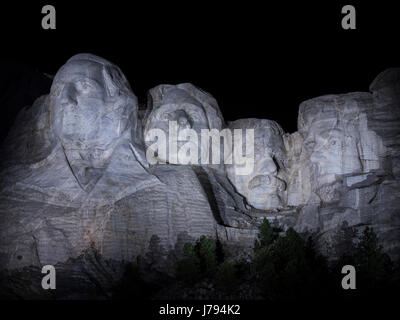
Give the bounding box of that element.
[193,166,227,226]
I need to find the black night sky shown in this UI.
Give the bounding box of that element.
[0,1,399,141]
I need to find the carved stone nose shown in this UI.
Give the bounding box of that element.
[259,157,277,175]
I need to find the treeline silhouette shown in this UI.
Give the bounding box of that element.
[112,220,400,301]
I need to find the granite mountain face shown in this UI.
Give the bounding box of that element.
[0,54,399,297]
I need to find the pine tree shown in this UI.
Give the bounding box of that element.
[261,228,308,300]
[254,218,274,252]
[355,226,392,285]
[215,237,225,265]
[333,221,357,259]
[215,259,238,292]
[176,242,201,283]
[146,235,166,270]
[195,235,217,277]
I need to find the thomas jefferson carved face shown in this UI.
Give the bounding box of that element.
[226,119,287,210]
[143,83,224,164]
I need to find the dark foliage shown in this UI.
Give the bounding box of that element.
[112,225,400,301]
[176,242,201,284]
[111,263,160,300]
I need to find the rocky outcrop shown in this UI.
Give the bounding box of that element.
[287,71,400,258]
[0,54,255,277]
[0,54,399,298]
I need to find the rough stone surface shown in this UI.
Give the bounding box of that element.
[0,54,399,297]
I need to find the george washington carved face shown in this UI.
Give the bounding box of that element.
[50,54,139,188]
[50,53,138,152]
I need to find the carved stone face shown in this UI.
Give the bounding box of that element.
[299,95,384,192]
[226,119,287,210]
[144,83,224,164]
[49,54,138,188]
[51,54,137,154]
[303,119,361,184]
[146,97,210,138]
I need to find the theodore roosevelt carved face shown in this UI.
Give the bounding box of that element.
[226,119,287,210]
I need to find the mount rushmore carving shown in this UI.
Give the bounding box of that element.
[0,54,399,282]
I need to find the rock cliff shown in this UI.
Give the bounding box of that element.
[0,54,398,298]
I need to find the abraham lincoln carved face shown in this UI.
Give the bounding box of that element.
[299,94,385,201]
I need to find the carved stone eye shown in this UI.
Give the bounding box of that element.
[76,80,91,92]
[178,116,189,126]
[330,139,338,146]
[305,140,315,151]
[161,112,172,121]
